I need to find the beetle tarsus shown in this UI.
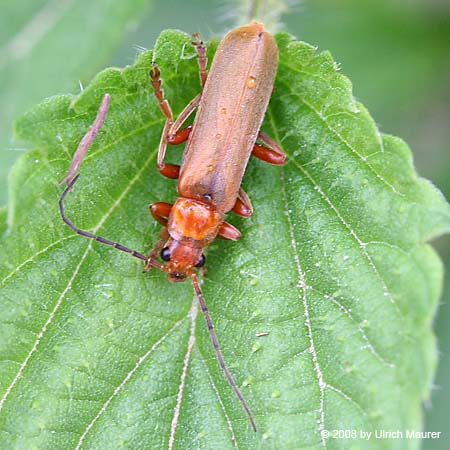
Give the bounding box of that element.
[192,32,208,87]
[150,63,174,123]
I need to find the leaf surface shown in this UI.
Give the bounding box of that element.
[0,29,449,449]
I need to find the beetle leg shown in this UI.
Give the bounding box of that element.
[144,203,173,271]
[151,63,200,178]
[150,64,173,123]
[218,222,241,240]
[232,187,253,217]
[149,202,173,226]
[168,125,193,145]
[192,33,208,87]
[158,163,180,179]
[159,95,201,178]
[150,64,174,177]
[167,94,201,141]
[145,227,170,271]
[158,95,200,180]
[258,131,286,158]
[159,93,201,179]
[252,131,287,165]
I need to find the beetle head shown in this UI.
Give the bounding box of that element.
[160,237,205,282]
[155,197,221,282]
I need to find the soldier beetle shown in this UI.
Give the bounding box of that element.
[59,22,287,432]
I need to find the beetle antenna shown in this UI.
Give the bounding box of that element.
[60,93,111,185]
[191,272,257,432]
[58,92,162,270]
[59,175,163,270]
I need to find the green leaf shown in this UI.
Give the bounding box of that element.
[1,29,450,449]
[0,0,152,204]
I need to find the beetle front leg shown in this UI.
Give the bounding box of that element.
[144,202,173,271]
[146,227,170,264]
[150,201,173,226]
[218,222,241,240]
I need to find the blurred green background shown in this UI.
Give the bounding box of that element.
[1,0,448,447]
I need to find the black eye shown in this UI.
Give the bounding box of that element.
[195,254,206,268]
[160,247,171,261]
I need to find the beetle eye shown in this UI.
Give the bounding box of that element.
[195,254,206,268]
[160,247,171,261]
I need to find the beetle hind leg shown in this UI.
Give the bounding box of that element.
[232,187,253,217]
[150,66,201,179]
[151,34,207,181]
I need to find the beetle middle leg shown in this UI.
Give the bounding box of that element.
[150,201,172,226]
[252,130,287,165]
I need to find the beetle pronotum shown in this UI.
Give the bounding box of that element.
[59,22,287,432]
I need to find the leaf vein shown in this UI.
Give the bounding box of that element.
[75,315,187,450]
[0,145,157,415]
[168,298,198,450]
[280,169,327,449]
[325,384,369,417]
[277,73,404,198]
[287,155,400,313]
[200,356,239,449]
[311,287,395,368]
[0,235,77,286]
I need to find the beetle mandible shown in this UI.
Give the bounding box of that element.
[59,22,287,432]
